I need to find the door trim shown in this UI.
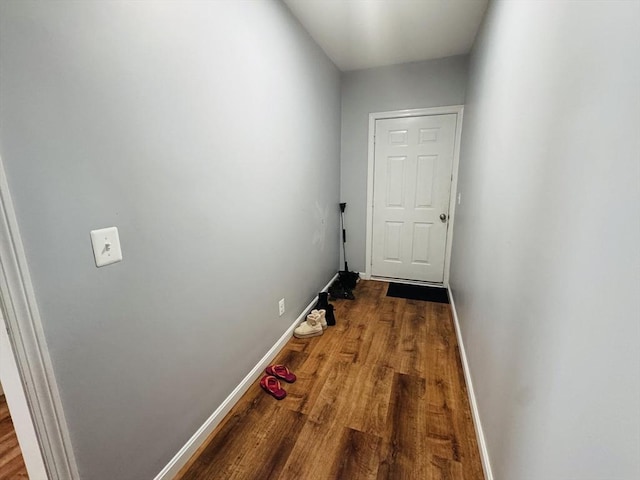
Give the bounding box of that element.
[0,155,80,479]
[365,106,464,285]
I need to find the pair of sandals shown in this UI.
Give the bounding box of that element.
[259,364,296,400]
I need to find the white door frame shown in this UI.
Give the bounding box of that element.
[0,155,79,479]
[364,105,464,285]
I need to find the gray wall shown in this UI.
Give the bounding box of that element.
[0,1,340,478]
[450,1,640,479]
[340,56,468,272]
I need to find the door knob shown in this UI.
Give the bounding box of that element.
[440,213,447,222]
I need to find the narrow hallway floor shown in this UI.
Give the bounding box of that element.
[177,280,484,479]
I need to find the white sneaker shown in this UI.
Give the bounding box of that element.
[294,313,324,339]
[311,309,327,330]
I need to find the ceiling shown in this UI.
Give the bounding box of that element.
[283,0,488,72]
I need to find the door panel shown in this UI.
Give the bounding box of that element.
[415,155,436,207]
[411,223,432,264]
[371,114,456,282]
[386,156,406,207]
[383,222,403,262]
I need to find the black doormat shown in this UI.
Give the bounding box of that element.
[386,282,450,304]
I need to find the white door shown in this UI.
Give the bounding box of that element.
[371,114,456,283]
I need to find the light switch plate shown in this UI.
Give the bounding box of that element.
[90,227,122,267]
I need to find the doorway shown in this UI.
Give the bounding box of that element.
[0,308,45,478]
[365,106,463,284]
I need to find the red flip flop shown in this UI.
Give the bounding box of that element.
[260,375,287,400]
[265,364,297,383]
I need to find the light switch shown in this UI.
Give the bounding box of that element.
[90,227,122,267]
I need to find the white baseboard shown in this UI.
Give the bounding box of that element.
[153,273,339,480]
[447,286,494,480]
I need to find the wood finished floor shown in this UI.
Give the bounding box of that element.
[0,395,28,479]
[176,280,484,480]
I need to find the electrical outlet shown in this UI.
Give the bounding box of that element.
[457,192,462,205]
[278,298,285,316]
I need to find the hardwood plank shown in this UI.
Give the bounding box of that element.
[307,361,394,438]
[280,422,381,480]
[306,359,352,425]
[278,348,339,416]
[394,299,430,377]
[377,373,428,480]
[427,455,464,480]
[179,400,305,480]
[376,295,404,369]
[332,428,382,480]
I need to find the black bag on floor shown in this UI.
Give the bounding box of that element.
[329,278,355,301]
[338,270,359,290]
